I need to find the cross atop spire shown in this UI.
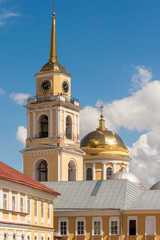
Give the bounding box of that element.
[100,105,104,119]
[49,4,58,63]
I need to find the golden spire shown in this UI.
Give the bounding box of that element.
[49,4,58,63]
[97,105,107,132]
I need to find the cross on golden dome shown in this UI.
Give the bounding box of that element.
[100,105,104,119]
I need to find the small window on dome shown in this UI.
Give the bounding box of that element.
[86,167,92,180]
[107,167,112,179]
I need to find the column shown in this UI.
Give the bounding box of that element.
[93,164,95,180]
[83,164,86,180]
[49,108,53,137]
[56,108,60,136]
[77,114,79,138]
[9,190,12,220]
[17,192,20,221]
[74,114,76,140]
[102,163,106,180]
[63,110,66,137]
[27,110,30,138]
[33,112,36,138]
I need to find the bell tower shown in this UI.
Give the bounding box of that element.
[21,5,84,182]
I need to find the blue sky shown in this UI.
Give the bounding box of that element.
[1,0,160,187]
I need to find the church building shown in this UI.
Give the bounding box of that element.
[21,5,160,240]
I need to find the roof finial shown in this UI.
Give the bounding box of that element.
[49,4,58,63]
[97,105,107,132]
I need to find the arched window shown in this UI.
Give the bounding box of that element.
[39,115,48,138]
[37,160,48,181]
[106,167,112,179]
[86,167,92,180]
[66,116,72,139]
[68,160,76,181]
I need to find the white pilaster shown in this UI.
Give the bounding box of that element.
[63,110,66,137]
[27,110,30,138]
[74,114,76,139]
[56,108,60,136]
[83,164,86,180]
[77,114,79,137]
[93,164,95,180]
[60,108,62,136]
[102,163,106,180]
[17,192,20,221]
[33,112,36,137]
[49,108,53,137]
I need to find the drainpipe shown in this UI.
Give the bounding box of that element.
[120,210,123,240]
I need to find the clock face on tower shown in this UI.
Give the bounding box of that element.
[62,80,69,94]
[40,79,51,93]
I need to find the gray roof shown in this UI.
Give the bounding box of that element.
[43,180,160,211]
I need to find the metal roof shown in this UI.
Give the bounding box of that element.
[43,179,143,211]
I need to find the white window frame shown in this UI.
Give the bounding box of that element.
[27,232,31,240]
[41,201,44,218]
[47,233,51,240]
[20,195,24,213]
[34,199,38,217]
[12,194,16,212]
[58,218,69,236]
[109,217,119,235]
[34,232,38,240]
[75,217,86,236]
[145,216,156,236]
[47,202,51,219]
[41,232,45,240]
[127,216,138,236]
[27,197,31,215]
[92,217,103,236]
[3,192,8,210]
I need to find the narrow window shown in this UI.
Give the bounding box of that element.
[107,167,112,179]
[20,196,24,212]
[111,221,118,234]
[12,195,16,211]
[4,233,7,240]
[146,217,155,235]
[21,235,24,240]
[68,160,76,181]
[34,200,37,217]
[86,167,92,180]
[41,202,44,218]
[77,221,84,235]
[94,221,101,235]
[27,197,31,214]
[60,221,67,235]
[129,220,136,235]
[13,234,16,240]
[38,160,48,181]
[47,203,51,218]
[39,115,48,138]
[3,193,7,210]
[66,116,72,139]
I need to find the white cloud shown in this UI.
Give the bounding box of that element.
[0,88,5,95]
[131,66,152,91]
[80,66,160,188]
[16,126,27,146]
[10,92,30,105]
[0,9,20,26]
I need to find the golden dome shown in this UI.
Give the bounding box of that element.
[40,61,71,76]
[80,128,128,151]
[80,106,128,153]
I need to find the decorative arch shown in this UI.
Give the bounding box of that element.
[38,114,49,138]
[86,167,92,181]
[106,167,112,179]
[68,159,77,181]
[66,115,72,139]
[34,159,48,182]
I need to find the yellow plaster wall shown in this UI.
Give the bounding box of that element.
[23,152,58,181]
[61,152,83,181]
[36,74,71,98]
